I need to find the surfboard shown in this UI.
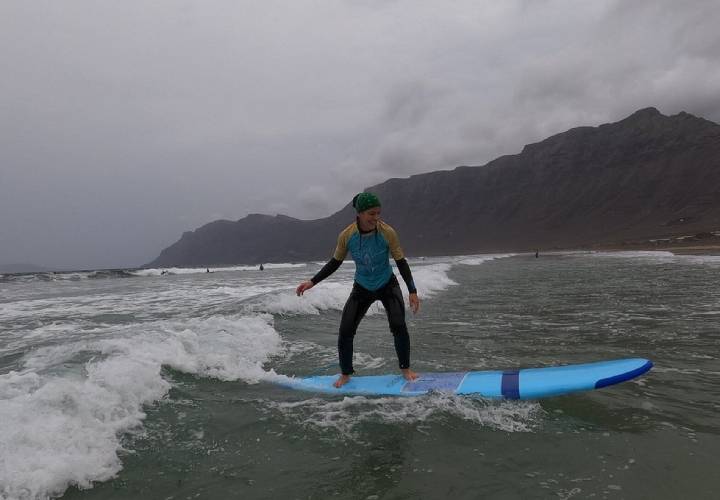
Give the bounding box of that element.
[284,358,652,399]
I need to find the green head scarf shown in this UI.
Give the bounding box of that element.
[353,192,381,213]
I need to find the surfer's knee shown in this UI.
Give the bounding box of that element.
[338,324,357,338]
[389,322,409,337]
[338,311,359,338]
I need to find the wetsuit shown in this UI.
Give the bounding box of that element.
[311,220,417,375]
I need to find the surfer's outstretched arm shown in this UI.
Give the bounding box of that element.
[296,257,342,296]
[312,257,342,284]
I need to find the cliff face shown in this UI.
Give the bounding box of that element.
[147,108,720,267]
[148,214,346,266]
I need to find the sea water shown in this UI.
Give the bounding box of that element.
[1,252,719,499]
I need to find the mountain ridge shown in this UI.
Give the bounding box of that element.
[147,107,720,267]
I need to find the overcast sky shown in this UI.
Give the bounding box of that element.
[2,0,719,269]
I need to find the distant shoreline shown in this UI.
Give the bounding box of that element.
[5,239,719,276]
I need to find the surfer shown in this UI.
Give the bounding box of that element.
[296,192,420,388]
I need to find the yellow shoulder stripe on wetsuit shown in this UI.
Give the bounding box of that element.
[376,221,405,261]
[332,222,357,261]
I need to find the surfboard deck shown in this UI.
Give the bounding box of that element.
[283,358,652,399]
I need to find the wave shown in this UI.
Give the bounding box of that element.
[0,263,308,283]
[456,253,517,266]
[1,254,516,285]
[87,270,137,279]
[0,271,92,283]
[0,269,138,284]
[0,314,289,500]
[0,252,520,498]
[247,262,459,316]
[131,263,306,277]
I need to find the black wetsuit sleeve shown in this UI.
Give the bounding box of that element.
[395,258,417,294]
[311,258,342,285]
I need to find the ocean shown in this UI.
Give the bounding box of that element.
[1,252,719,499]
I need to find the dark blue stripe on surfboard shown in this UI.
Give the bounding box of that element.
[501,370,520,399]
[595,360,654,389]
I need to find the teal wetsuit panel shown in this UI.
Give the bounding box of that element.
[347,231,393,291]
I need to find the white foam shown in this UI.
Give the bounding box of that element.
[0,284,276,326]
[0,365,169,500]
[1,314,287,500]
[0,296,115,323]
[249,262,460,316]
[280,341,386,374]
[456,253,517,266]
[118,314,285,383]
[204,285,279,300]
[0,322,92,357]
[250,281,354,316]
[352,352,388,370]
[267,393,542,438]
[410,263,458,297]
[282,340,334,361]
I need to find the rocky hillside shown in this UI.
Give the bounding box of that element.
[147,108,720,267]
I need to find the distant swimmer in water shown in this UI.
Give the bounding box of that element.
[161,270,168,275]
[259,264,264,271]
[206,268,210,273]
[296,192,420,388]
[535,249,539,258]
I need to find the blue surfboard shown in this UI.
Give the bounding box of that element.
[284,358,652,399]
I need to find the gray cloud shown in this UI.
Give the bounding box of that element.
[1,0,719,269]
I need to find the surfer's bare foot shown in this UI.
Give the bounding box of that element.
[333,374,351,388]
[401,368,418,381]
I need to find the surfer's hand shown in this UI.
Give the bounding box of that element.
[296,280,314,296]
[409,292,420,314]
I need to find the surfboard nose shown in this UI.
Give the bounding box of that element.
[595,358,653,389]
